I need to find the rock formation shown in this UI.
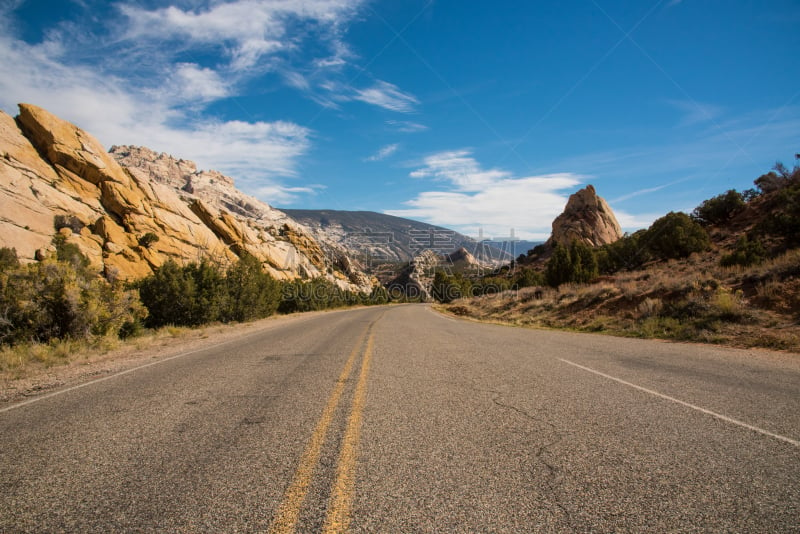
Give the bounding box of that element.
[0,103,373,291]
[445,247,479,270]
[386,246,484,301]
[548,185,623,248]
[386,249,441,302]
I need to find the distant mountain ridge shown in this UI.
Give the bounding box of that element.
[282,209,513,267]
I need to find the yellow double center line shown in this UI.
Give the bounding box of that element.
[269,323,377,534]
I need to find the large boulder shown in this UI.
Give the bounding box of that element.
[548,185,622,248]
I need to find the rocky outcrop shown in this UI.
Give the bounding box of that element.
[445,247,479,270]
[386,250,440,302]
[110,145,374,289]
[548,185,622,248]
[0,104,373,291]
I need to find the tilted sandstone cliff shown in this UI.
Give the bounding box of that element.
[547,185,623,248]
[0,104,372,291]
[109,145,373,290]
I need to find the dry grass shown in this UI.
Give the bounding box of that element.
[0,325,197,380]
[441,249,800,353]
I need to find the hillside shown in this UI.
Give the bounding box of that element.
[438,165,800,352]
[0,104,372,291]
[282,209,512,267]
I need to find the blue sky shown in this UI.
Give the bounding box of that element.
[1,0,798,240]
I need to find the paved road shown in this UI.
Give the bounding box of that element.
[1,304,798,532]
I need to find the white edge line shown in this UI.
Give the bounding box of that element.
[0,318,310,415]
[558,358,800,448]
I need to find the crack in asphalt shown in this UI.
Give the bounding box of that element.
[490,393,574,526]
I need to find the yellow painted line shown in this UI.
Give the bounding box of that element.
[268,328,369,534]
[323,333,375,534]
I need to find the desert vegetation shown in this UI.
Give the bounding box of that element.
[0,238,389,377]
[438,159,800,352]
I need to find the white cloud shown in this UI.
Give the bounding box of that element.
[409,150,512,191]
[0,0,384,204]
[171,63,230,102]
[354,80,419,113]
[386,119,428,133]
[315,56,347,69]
[366,143,400,162]
[387,150,583,240]
[613,210,660,231]
[254,184,326,205]
[113,1,419,117]
[119,0,361,71]
[282,70,311,91]
[0,32,312,204]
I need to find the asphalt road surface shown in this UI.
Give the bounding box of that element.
[1,304,798,532]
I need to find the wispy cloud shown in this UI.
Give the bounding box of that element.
[387,150,583,240]
[366,143,400,162]
[354,80,419,113]
[543,105,800,198]
[0,0,379,205]
[667,98,724,127]
[609,177,691,203]
[613,210,661,230]
[118,0,361,72]
[409,150,511,191]
[0,29,311,204]
[254,184,326,206]
[386,119,428,133]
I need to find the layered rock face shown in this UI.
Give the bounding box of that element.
[445,247,479,270]
[111,145,374,290]
[0,104,372,291]
[386,249,441,302]
[548,185,623,248]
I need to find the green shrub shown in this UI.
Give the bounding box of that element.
[545,241,598,287]
[138,232,160,248]
[431,271,485,302]
[0,247,19,271]
[545,244,571,287]
[224,254,280,322]
[137,260,200,327]
[473,276,511,296]
[757,176,800,248]
[513,268,544,288]
[52,234,91,272]
[368,285,390,305]
[569,240,598,284]
[136,256,283,327]
[644,212,710,260]
[720,235,766,267]
[53,214,85,233]
[692,190,745,225]
[188,260,229,324]
[528,244,548,257]
[596,230,650,274]
[0,258,145,345]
